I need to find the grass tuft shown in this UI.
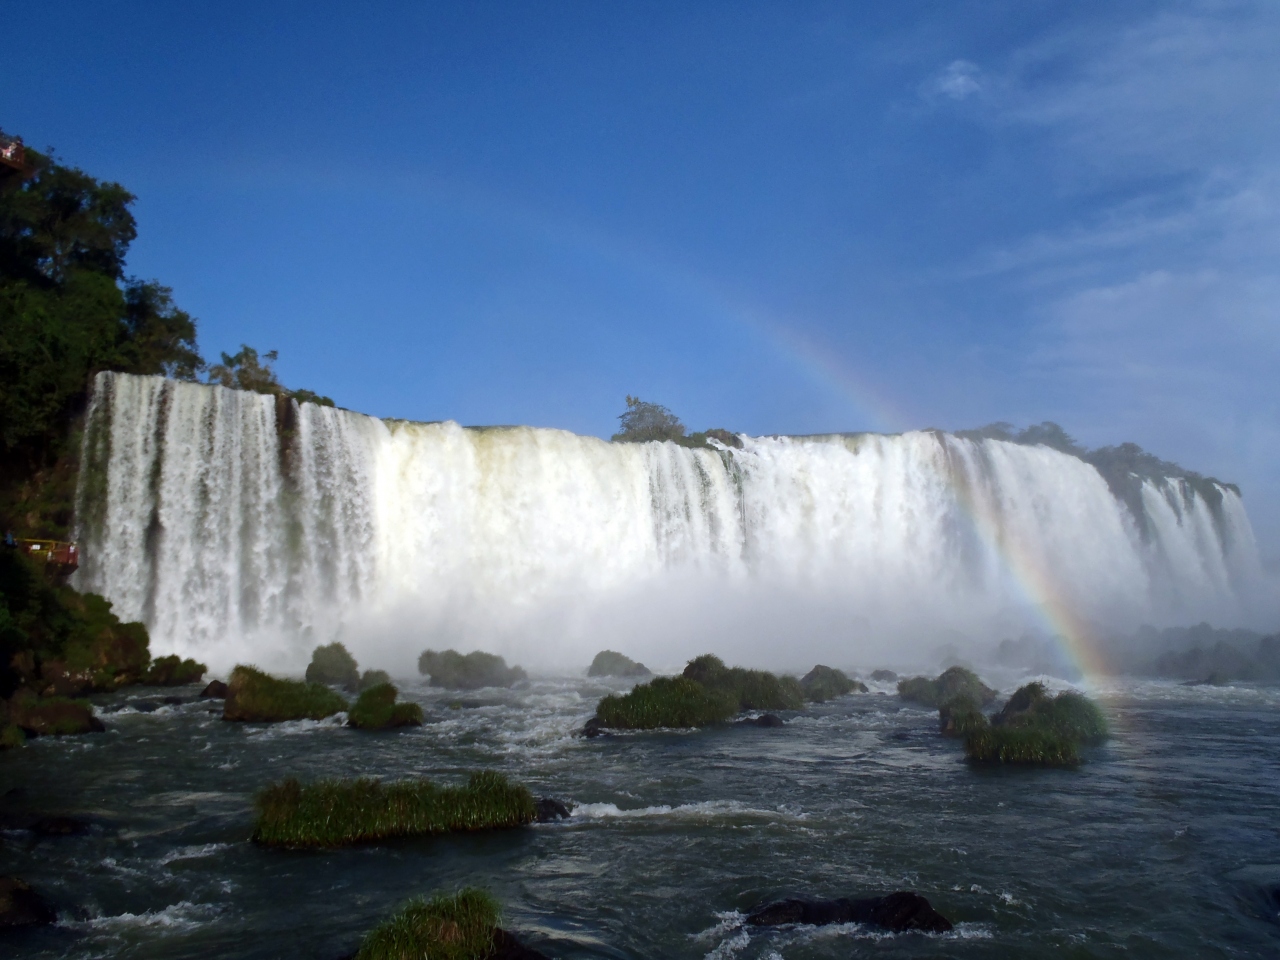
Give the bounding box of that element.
[595,676,738,730]
[964,726,1080,765]
[223,665,348,723]
[994,683,1109,743]
[938,694,988,737]
[355,888,500,960]
[348,683,423,730]
[252,771,536,847]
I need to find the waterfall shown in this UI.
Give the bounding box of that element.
[73,372,1270,672]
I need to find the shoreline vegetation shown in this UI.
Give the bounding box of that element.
[253,771,536,847]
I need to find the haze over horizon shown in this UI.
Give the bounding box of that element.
[6,1,1278,561]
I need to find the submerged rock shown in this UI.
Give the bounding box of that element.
[746,891,952,933]
[199,679,228,699]
[734,713,784,728]
[0,876,56,928]
[534,797,573,822]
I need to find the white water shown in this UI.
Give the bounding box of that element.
[73,373,1271,673]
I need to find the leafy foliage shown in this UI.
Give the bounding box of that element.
[305,641,359,690]
[208,344,333,407]
[222,665,348,723]
[417,649,527,690]
[348,682,423,730]
[253,771,536,847]
[595,675,738,730]
[610,396,742,450]
[355,888,501,960]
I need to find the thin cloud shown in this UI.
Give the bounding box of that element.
[920,59,982,101]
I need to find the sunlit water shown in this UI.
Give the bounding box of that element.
[3,676,1279,959]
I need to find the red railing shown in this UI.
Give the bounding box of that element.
[15,539,79,570]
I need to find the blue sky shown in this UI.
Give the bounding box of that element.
[6,1,1279,557]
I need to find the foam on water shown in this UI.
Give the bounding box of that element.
[63,900,221,932]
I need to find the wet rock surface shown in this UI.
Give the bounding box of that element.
[746,891,953,933]
[534,798,573,822]
[0,876,56,928]
[199,680,228,698]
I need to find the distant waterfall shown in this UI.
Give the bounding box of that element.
[73,372,1269,671]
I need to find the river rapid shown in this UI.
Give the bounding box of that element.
[3,673,1279,959]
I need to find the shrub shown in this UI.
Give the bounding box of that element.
[305,642,359,690]
[595,676,738,730]
[897,666,997,708]
[348,683,423,730]
[223,665,348,722]
[6,689,104,735]
[417,649,526,690]
[356,888,500,960]
[682,654,805,711]
[587,650,651,678]
[938,695,988,737]
[800,665,866,702]
[964,726,1079,766]
[1,723,27,748]
[358,668,391,691]
[252,771,536,847]
[141,654,206,686]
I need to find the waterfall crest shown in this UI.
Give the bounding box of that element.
[73,373,1269,671]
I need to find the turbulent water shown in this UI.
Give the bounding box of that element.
[3,675,1279,958]
[72,372,1267,672]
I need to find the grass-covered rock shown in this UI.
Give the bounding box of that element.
[587,650,651,678]
[1,723,25,749]
[938,695,988,737]
[357,668,391,691]
[418,649,527,690]
[355,888,500,960]
[964,726,1080,765]
[683,654,804,711]
[594,676,738,730]
[348,683,423,730]
[252,771,536,847]
[993,682,1109,743]
[5,689,104,736]
[222,665,348,723]
[898,666,997,708]
[141,654,206,686]
[800,665,867,702]
[305,642,359,691]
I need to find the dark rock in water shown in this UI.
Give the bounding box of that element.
[587,650,651,678]
[582,716,604,738]
[161,696,185,705]
[3,787,27,803]
[871,669,899,682]
[7,691,105,736]
[746,891,952,933]
[130,700,160,713]
[30,815,90,837]
[1181,671,1230,687]
[492,928,551,960]
[534,797,573,822]
[200,680,228,699]
[0,876,56,928]
[734,714,784,728]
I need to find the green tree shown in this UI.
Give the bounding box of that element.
[207,344,334,407]
[612,395,687,443]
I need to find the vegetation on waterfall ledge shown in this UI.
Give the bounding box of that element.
[610,396,742,449]
[252,771,536,847]
[355,888,503,960]
[347,682,423,730]
[222,665,348,723]
[418,649,527,690]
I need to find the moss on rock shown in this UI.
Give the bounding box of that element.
[222,665,348,723]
